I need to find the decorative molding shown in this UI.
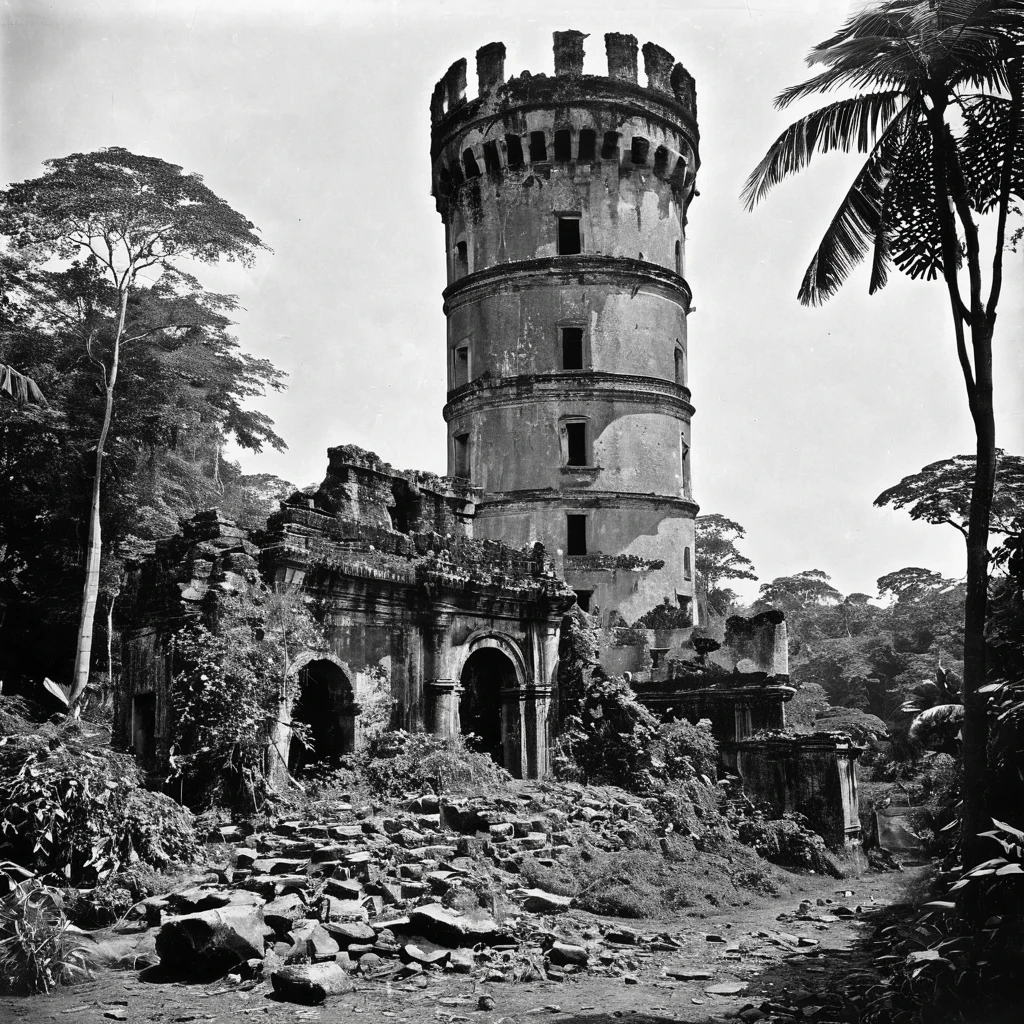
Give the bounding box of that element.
[444,371,694,421]
[442,255,691,313]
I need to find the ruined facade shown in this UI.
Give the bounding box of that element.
[117,447,576,780]
[432,32,700,627]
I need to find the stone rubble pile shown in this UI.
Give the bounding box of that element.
[130,784,700,1002]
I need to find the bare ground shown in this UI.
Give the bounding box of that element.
[0,867,919,1024]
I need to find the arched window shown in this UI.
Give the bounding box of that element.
[684,547,692,581]
[675,239,682,276]
[674,345,685,385]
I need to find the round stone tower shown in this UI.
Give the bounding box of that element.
[430,31,700,626]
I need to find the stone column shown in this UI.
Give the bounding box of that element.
[428,679,462,738]
[425,613,460,737]
[522,685,553,779]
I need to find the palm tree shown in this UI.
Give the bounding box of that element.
[743,0,1024,869]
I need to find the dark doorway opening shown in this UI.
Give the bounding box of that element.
[289,659,356,772]
[132,693,156,762]
[459,647,514,766]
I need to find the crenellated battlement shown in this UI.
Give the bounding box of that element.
[430,31,697,133]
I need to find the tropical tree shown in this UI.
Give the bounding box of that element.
[876,451,1024,541]
[754,568,842,612]
[0,148,270,708]
[694,513,758,616]
[742,0,1024,866]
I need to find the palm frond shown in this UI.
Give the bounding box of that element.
[796,103,916,305]
[742,91,905,210]
[961,62,1024,210]
[885,122,949,283]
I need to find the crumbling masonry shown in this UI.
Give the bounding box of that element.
[116,31,859,847]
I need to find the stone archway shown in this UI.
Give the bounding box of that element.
[288,658,358,771]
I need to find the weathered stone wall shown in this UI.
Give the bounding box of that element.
[734,734,863,849]
[117,450,575,782]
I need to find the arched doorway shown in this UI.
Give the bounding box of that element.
[459,647,517,767]
[288,659,357,772]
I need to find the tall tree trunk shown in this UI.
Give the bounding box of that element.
[961,321,997,870]
[69,286,129,709]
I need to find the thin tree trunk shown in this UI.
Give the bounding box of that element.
[69,286,129,709]
[961,322,997,870]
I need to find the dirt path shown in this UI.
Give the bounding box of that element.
[1,868,917,1024]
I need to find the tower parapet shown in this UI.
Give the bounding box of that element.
[431,31,701,626]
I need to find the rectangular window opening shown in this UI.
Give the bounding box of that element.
[454,345,470,387]
[601,131,620,160]
[557,217,581,255]
[529,131,548,162]
[578,129,596,161]
[553,129,572,161]
[454,433,470,478]
[566,514,587,556]
[505,134,525,169]
[631,137,650,164]
[575,589,593,613]
[561,327,584,370]
[565,422,587,466]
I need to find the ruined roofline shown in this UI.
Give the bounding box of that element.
[430,31,697,139]
[322,443,480,502]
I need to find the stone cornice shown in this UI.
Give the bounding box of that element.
[473,490,699,516]
[444,371,694,421]
[442,256,691,314]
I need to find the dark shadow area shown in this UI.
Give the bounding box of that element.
[289,659,356,771]
[459,647,513,766]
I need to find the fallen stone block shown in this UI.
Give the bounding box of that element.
[323,920,376,947]
[547,941,589,966]
[409,904,507,947]
[402,943,451,968]
[285,921,340,963]
[156,905,271,973]
[520,889,572,914]
[264,893,307,934]
[270,962,354,1004]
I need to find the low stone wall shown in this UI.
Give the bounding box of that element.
[732,733,863,849]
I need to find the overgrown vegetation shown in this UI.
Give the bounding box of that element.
[0,882,91,995]
[168,577,326,810]
[0,721,198,885]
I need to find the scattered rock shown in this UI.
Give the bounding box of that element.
[547,941,589,967]
[156,905,271,972]
[270,962,355,1004]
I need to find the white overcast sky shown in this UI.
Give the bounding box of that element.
[3,0,1022,602]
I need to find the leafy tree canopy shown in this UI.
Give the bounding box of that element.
[875,451,1024,539]
[695,514,758,617]
[754,569,842,612]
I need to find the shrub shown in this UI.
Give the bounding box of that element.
[553,674,664,793]
[655,718,718,783]
[168,579,328,811]
[356,731,511,799]
[0,729,199,885]
[733,811,843,877]
[0,883,91,994]
[554,673,720,795]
